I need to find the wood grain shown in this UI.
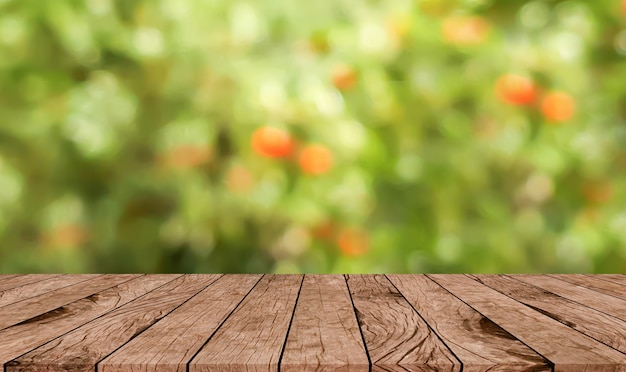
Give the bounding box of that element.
[189,274,303,372]
[429,274,626,371]
[99,274,261,372]
[0,274,178,365]
[347,274,460,372]
[280,275,369,372]
[590,274,626,286]
[5,274,220,372]
[0,274,21,281]
[0,274,64,293]
[470,274,626,355]
[549,274,626,301]
[387,274,550,372]
[512,274,626,322]
[0,274,103,308]
[0,274,136,330]
[0,274,625,371]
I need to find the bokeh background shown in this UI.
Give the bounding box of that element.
[1,0,626,274]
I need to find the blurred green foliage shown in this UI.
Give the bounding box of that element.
[1,0,626,274]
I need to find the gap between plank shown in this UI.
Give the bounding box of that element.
[586,274,626,287]
[92,274,220,372]
[0,274,105,313]
[277,275,305,372]
[427,274,555,372]
[0,274,65,294]
[9,274,144,329]
[3,274,168,372]
[505,275,626,325]
[344,274,373,372]
[548,274,626,302]
[468,274,626,358]
[383,274,464,371]
[185,274,265,372]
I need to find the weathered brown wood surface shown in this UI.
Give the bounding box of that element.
[0,274,624,371]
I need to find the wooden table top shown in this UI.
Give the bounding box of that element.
[0,274,625,371]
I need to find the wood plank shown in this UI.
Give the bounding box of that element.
[0,274,105,308]
[347,274,460,372]
[387,274,551,372]
[280,275,369,372]
[99,274,261,372]
[5,274,221,372]
[0,274,623,371]
[550,274,626,301]
[429,274,626,371]
[0,274,64,293]
[513,274,626,322]
[0,274,138,330]
[0,275,22,284]
[0,274,179,365]
[589,274,626,287]
[470,274,626,355]
[189,274,303,372]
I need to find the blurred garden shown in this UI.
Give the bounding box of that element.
[1,0,626,273]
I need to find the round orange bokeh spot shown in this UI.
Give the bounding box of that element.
[495,74,537,106]
[332,64,358,91]
[299,144,333,175]
[541,91,575,123]
[337,227,369,256]
[251,126,294,158]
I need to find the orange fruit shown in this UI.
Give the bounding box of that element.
[623,0,626,15]
[298,144,333,175]
[541,91,575,123]
[337,227,369,256]
[332,64,358,91]
[251,126,294,158]
[442,16,490,46]
[495,74,537,106]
